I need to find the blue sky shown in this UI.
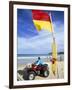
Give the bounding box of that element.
[17,9,64,54]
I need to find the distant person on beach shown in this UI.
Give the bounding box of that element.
[34,57,43,65]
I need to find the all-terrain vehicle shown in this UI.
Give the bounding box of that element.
[23,63,49,80]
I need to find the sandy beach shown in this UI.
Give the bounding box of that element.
[17,61,64,81]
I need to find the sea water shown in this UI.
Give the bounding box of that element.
[17,54,64,65]
[17,54,51,65]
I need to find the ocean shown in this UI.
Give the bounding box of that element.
[17,54,64,65]
[17,55,51,65]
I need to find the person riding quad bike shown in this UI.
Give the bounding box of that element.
[34,57,44,65]
[23,57,49,80]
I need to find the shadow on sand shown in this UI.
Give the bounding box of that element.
[17,70,24,75]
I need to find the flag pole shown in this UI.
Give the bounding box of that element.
[49,12,59,78]
[49,13,55,43]
[49,12,57,59]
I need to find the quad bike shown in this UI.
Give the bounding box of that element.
[23,63,49,80]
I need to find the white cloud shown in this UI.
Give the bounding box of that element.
[18,23,64,54]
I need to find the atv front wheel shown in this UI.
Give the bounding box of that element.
[43,70,49,77]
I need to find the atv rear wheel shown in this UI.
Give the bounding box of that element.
[28,71,35,80]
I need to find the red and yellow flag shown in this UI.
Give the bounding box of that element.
[32,10,52,32]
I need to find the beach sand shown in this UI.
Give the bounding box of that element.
[17,61,64,81]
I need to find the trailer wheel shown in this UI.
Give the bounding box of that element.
[23,71,28,80]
